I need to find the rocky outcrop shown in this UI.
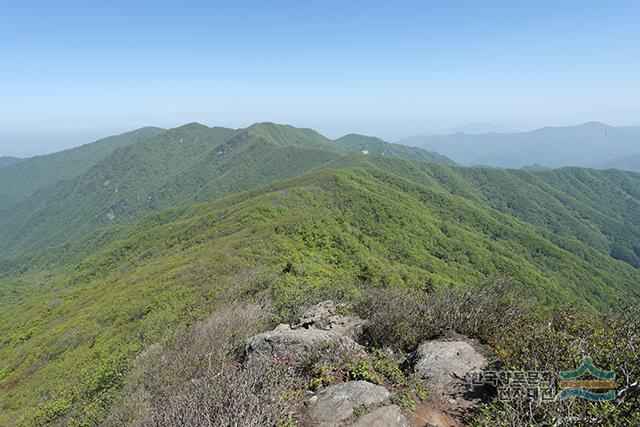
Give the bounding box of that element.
[408,339,487,391]
[245,303,489,427]
[244,301,366,361]
[351,405,409,427]
[293,300,366,340]
[245,327,364,361]
[303,381,391,426]
[406,337,489,425]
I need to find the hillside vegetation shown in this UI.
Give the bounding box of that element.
[0,127,165,212]
[0,123,639,425]
[0,123,451,257]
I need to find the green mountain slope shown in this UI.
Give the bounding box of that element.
[362,157,640,268]
[1,163,639,424]
[0,127,165,212]
[0,123,452,257]
[334,134,454,164]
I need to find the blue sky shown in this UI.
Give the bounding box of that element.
[1,0,639,156]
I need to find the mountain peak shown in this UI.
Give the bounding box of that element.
[171,122,210,132]
[337,133,385,143]
[576,121,612,129]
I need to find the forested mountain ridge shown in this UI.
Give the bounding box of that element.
[0,123,452,257]
[0,127,165,212]
[334,134,455,164]
[363,157,640,268]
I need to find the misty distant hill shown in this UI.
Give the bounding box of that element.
[0,156,24,167]
[430,122,518,135]
[399,122,640,169]
[593,154,640,173]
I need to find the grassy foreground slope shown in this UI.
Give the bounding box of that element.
[0,127,165,212]
[1,162,639,425]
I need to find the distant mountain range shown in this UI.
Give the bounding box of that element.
[427,122,518,135]
[0,156,24,167]
[398,122,640,169]
[593,153,640,173]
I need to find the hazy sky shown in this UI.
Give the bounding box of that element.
[2,0,639,157]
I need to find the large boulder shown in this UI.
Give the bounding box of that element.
[406,338,489,423]
[303,381,391,427]
[245,327,364,361]
[408,339,487,391]
[350,405,409,427]
[245,301,366,361]
[293,300,366,340]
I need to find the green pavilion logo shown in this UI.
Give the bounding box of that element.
[558,357,617,401]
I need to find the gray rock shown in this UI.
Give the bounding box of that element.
[304,381,391,427]
[296,300,342,329]
[245,301,368,361]
[350,405,409,427]
[410,340,486,387]
[293,300,366,340]
[407,339,489,424]
[245,328,364,361]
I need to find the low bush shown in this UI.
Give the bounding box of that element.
[149,356,299,426]
[356,279,525,351]
[102,302,300,426]
[370,349,405,385]
[344,361,383,385]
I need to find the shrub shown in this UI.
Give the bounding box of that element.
[356,279,526,351]
[344,361,383,385]
[149,356,299,426]
[102,302,297,426]
[306,364,337,391]
[295,341,364,392]
[370,349,405,385]
[391,390,416,412]
[412,377,428,402]
[356,287,433,351]
[472,306,640,426]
